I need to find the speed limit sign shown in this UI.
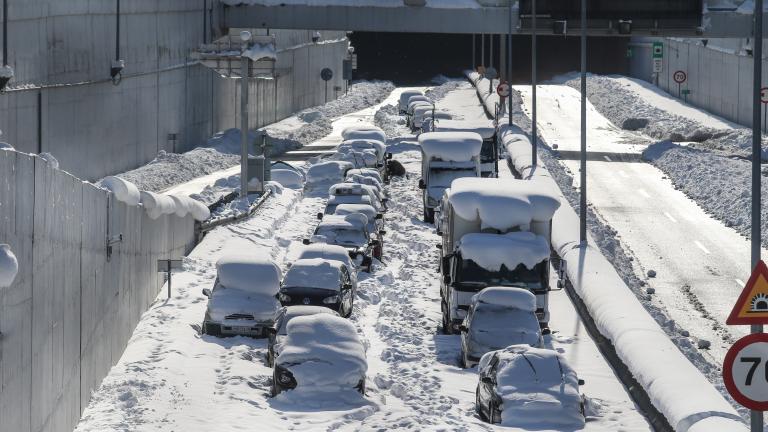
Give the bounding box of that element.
[723,333,768,410]
[673,70,687,84]
[497,82,511,98]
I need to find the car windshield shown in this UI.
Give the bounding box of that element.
[315,227,368,247]
[480,141,496,163]
[456,259,545,290]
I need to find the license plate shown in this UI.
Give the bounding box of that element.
[231,326,259,334]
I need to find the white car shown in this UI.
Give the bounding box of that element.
[202,252,282,337]
[398,90,424,114]
[267,306,339,367]
[346,168,383,185]
[476,345,585,428]
[459,287,543,368]
[294,243,359,276]
[273,314,367,396]
[325,193,374,215]
[278,258,357,318]
[340,125,387,144]
[332,147,379,169]
[333,203,383,234]
[345,173,384,194]
[328,182,386,213]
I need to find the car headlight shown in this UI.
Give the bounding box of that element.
[278,293,292,302]
[427,197,438,206]
[323,294,340,304]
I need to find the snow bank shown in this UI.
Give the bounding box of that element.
[185,196,212,221]
[270,169,304,189]
[139,191,175,219]
[419,132,483,162]
[277,314,367,390]
[473,286,537,311]
[458,232,550,271]
[0,244,18,288]
[481,345,585,429]
[100,176,141,206]
[499,118,749,432]
[0,142,14,151]
[307,161,353,184]
[216,252,281,295]
[282,258,343,290]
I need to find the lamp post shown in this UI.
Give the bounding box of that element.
[531,0,537,167]
[240,31,252,198]
[579,0,587,244]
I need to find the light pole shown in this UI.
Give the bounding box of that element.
[579,0,587,244]
[240,31,252,198]
[531,0,537,167]
[508,1,513,127]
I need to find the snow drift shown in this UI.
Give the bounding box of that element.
[101,176,141,206]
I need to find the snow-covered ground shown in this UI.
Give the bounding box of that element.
[76,83,652,432]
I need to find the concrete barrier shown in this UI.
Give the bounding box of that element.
[0,149,196,432]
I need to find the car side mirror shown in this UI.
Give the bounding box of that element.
[375,213,383,220]
[386,153,393,160]
[418,179,426,189]
[578,379,585,386]
[379,230,387,236]
[317,212,324,220]
[481,376,494,385]
[302,238,311,245]
[202,288,212,298]
[435,244,442,250]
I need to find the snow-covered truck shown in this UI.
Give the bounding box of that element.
[432,119,498,178]
[437,178,560,333]
[418,132,483,223]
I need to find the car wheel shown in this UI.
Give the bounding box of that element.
[442,302,454,335]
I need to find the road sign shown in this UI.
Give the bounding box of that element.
[321,68,333,81]
[497,82,511,98]
[351,54,358,70]
[761,87,768,104]
[652,42,664,59]
[723,333,768,411]
[728,261,768,325]
[653,58,663,73]
[673,70,687,84]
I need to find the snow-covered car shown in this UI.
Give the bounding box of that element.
[346,168,383,185]
[476,345,585,428]
[201,252,282,338]
[328,182,386,213]
[272,314,367,396]
[419,112,454,133]
[303,214,379,270]
[330,203,385,258]
[346,173,384,194]
[338,139,388,163]
[267,306,340,367]
[340,125,387,144]
[459,287,543,368]
[332,147,379,170]
[278,258,357,317]
[306,160,354,184]
[398,90,424,114]
[294,243,359,277]
[406,96,431,115]
[324,193,374,216]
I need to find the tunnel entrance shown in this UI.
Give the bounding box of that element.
[349,32,629,85]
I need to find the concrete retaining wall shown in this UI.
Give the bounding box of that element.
[0,2,348,181]
[630,38,766,129]
[0,149,197,432]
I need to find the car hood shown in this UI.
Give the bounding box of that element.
[207,288,280,323]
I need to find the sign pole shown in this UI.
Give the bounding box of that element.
[580,0,587,244]
[508,1,513,128]
[167,260,172,299]
[531,0,538,167]
[751,1,764,430]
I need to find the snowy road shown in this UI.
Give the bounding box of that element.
[75,83,652,431]
[517,84,768,366]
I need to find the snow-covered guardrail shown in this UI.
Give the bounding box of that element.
[498,124,748,432]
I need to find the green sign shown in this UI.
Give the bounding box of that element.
[653,42,664,59]
[681,89,691,95]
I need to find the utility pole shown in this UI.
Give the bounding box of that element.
[508,1,513,127]
[240,55,250,197]
[580,0,588,243]
[531,0,538,167]
[751,0,764,429]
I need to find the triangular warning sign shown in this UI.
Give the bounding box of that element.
[727,260,768,325]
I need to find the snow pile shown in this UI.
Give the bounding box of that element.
[458,232,550,271]
[473,286,537,311]
[0,244,18,288]
[216,252,281,295]
[38,152,59,169]
[307,160,353,184]
[139,191,175,219]
[340,125,386,144]
[282,258,343,290]
[270,169,304,189]
[116,148,239,192]
[482,345,585,429]
[276,314,367,391]
[242,42,276,61]
[100,176,141,206]
[165,194,211,221]
[419,132,483,162]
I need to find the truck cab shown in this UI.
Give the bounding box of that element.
[418,132,483,223]
[433,119,498,178]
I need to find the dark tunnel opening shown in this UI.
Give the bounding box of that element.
[349,32,630,85]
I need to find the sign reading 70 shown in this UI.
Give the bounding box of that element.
[724,334,768,410]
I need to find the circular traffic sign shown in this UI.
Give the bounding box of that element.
[321,68,333,82]
[723,333,768,411]
[761,87,768,104]
[497,82,511,98]
[673,70,687,84]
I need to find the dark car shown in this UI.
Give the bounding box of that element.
[267,306,339,367]
[277,258,356,317]
[303,214,378,271]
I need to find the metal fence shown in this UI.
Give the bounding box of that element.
[0,149,196,432]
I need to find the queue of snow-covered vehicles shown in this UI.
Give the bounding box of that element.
[200,123,394,397]
[404,89,587,428]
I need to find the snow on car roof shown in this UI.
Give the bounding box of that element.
[472,287,537,311]
[345,174,382,190]
[480,345,584,429]
[327,194,372,207]
[296,244,354,268]
[276,314,367,390]
[282,258,344,290]
[399,90,424,106]
[447,177,560,227]
[340,139,387,157]
[282,305,339,321]
[329,182,378,197]
[419,132,483,162]
[318,213,368,230]
[457,232,550,271]
[345,168,382,183]
[340,128,386,144]
[216,252,281,295]
[307,160,353,183]
[334,203,377,219]
[434,119,495,140]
